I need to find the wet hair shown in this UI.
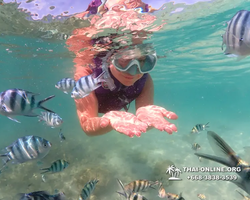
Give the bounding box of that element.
[92,32,156,68]
[112,43,156,61]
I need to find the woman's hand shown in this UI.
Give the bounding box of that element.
[136,105,178,134]
[100,111,148,138]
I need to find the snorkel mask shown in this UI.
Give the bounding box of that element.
[112,43,157,75]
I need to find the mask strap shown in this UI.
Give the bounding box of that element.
[102,50,116,91]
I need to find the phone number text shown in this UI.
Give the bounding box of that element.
[187,175,238,181]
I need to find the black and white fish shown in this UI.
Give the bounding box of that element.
[40,159,69,174]
[0,88,55,123]
[127,193,148,200]
[59,129,66,142]
[71,71,106,99]
[0,136,51,171]
[222,10,250,60]
[79,179,99,200]
[59,33,70,40]
[195,131,250,195]
[117,179,158,198]
[38,111,63,128]
[192,143,201,151]
[191,123,209,134]
[165,192,185,200]
[16,190,66,200]
[55,78,76,94]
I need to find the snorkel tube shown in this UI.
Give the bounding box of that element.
[101,49,116,91]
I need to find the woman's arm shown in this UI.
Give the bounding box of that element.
[135,74,154,109]
[75,68,113,136]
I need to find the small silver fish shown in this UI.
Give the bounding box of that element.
[191,122,209,134]
[0,88,55,123]
[59,129,66,142]
[55,78,76,94]
[192,143,201,151]
[38,111,63,128]
[71,71,106,99]
[0,136,51,171]
[41,174,46,183]
[79,179,99,200]
[40,159,69,174]
[222,10,250,60]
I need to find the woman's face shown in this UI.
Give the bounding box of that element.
[110,64,143,86]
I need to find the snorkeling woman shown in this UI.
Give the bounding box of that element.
[66,0,178,138]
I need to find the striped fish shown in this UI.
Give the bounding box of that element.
[165,192,185,200]
[71,71,106,99]
[117,179,158,198]
[79,179,99,200]
[59,33,70,40]
[191,123,209,134]
[222,10,250,59]
[191,143,201,151]
[40,159,69,174]
[158,182,167,198]
[38,111,63,128]
[128,193,148,200]
[16,190,66,200]
[59,129,66,142]
[0,88,55,123]
[0,136,51,171]
[40,160,69,174]
[55,78,76,94]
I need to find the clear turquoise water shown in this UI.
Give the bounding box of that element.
[1,1,250,200]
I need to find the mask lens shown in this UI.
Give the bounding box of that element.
[140,54,157,73]
[113,59,132,71]
[112,53,157,74]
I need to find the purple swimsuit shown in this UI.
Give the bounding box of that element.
[93,60,148,113]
